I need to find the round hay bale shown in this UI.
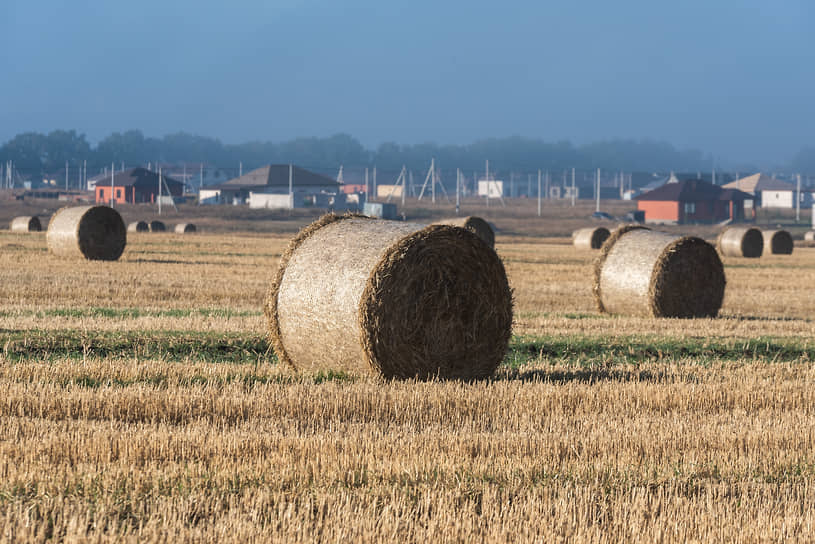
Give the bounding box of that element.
[572,227,610,250]
[46,206,126,261]
[716,227,763,258]
[174,223,197,234]
[149,221,166,232]
[593,226,725,318]
[10,216,41,232]
[763,229,793,255]
[127,221,149,233]
[264,214,513,379]
[432,216,494,248]
[805,231,815,242]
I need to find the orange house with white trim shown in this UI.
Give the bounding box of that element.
[636,179,752,224]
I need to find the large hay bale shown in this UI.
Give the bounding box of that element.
[763,229,793,255]
[572,227,610,250]
[149,221,166,232]
[175,223,197,234]
[127,221,149,233]
[432,216,494,248]
[805,231,815,242]
[265,214,513,379]
[10,216,41,232]
[593,226,725,318]
[46,206,126,261]
[717,227,763,258]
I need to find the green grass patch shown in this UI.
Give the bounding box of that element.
[507,335,815,367]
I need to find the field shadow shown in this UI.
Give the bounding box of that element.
[496,367,684,384]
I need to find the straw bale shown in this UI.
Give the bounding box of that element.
[762,229,793,255]
[805,231,815,242]
[149,221,166,232]
[716,227,763,258]
[572,227,610,250]
[46,206,126,261]
[594,226,725,318]
[10,216,41,232]
[432,216,494,248]
[265,214,513,379]
[174,223,197,234]
[127,221,149,233]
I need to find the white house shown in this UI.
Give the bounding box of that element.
[723,173,811,209]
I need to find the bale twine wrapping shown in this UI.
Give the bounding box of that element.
[175,223,197,234]
[149,221,166,232]
[10,216,42,232]
[265,214,513,379]
[572,227,610,250]
[593,226,725,318]
[805,231,815,242]
[763,229,793,255]
[716,227,763,258]
[46,206,126,261]
[128,221,149,233]
[432,216,494,248]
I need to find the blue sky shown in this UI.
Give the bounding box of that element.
[1,0,812,166]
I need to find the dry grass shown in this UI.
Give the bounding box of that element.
[1,212,815,541]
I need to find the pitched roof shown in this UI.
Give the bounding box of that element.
[722,173,795,193]
[636,179,752,202]
[217,165,340,189]
[94,167,184,189]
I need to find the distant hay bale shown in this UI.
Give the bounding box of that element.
[127,221,149,233]
[10,216,41,233]
[805,231,815,242]
[149,221,166,232]
[265,214,513,379]
[763,229,793,255]
[46,206,126,261]
[174,223,197,234]
[593,226,725,318]
[716,227,763,258]
[432,216,494,248]
[572,227,610,250]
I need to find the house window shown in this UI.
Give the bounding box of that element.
[116,188,122,199]
[684,202,696,214]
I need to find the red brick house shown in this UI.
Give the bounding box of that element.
[636,179,752,224]
[95,168,184,205]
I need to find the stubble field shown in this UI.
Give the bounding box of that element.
[1,204,815,542]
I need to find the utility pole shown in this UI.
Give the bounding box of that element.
[431,159,436,203]
[111,162,116,209]
[364,167,369,199]
[373,166,377,201]
[571,168,576,207]
[537,169,542,217]
[455,168,461,215]
[199,163,203,196]
[65,161,68,191]
[796,173,802,223]
[288,163,293,208]
[157,166,162,214]
[595,168,601,212]
[402,166,406,207]
[83,160,87,190]
[239,161,242,177]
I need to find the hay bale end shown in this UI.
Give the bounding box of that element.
[149,221,166,232]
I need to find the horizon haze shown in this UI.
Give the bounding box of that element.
[1,0,813,169]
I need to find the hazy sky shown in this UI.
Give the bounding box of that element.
[1,0,812,165]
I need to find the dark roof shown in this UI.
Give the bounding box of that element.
[100,167,184,189]
[636,179,752,202]
[215,165,340,190]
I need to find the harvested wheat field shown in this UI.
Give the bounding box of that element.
[1,212,815,542]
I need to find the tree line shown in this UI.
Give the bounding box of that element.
[0,129,810,179]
